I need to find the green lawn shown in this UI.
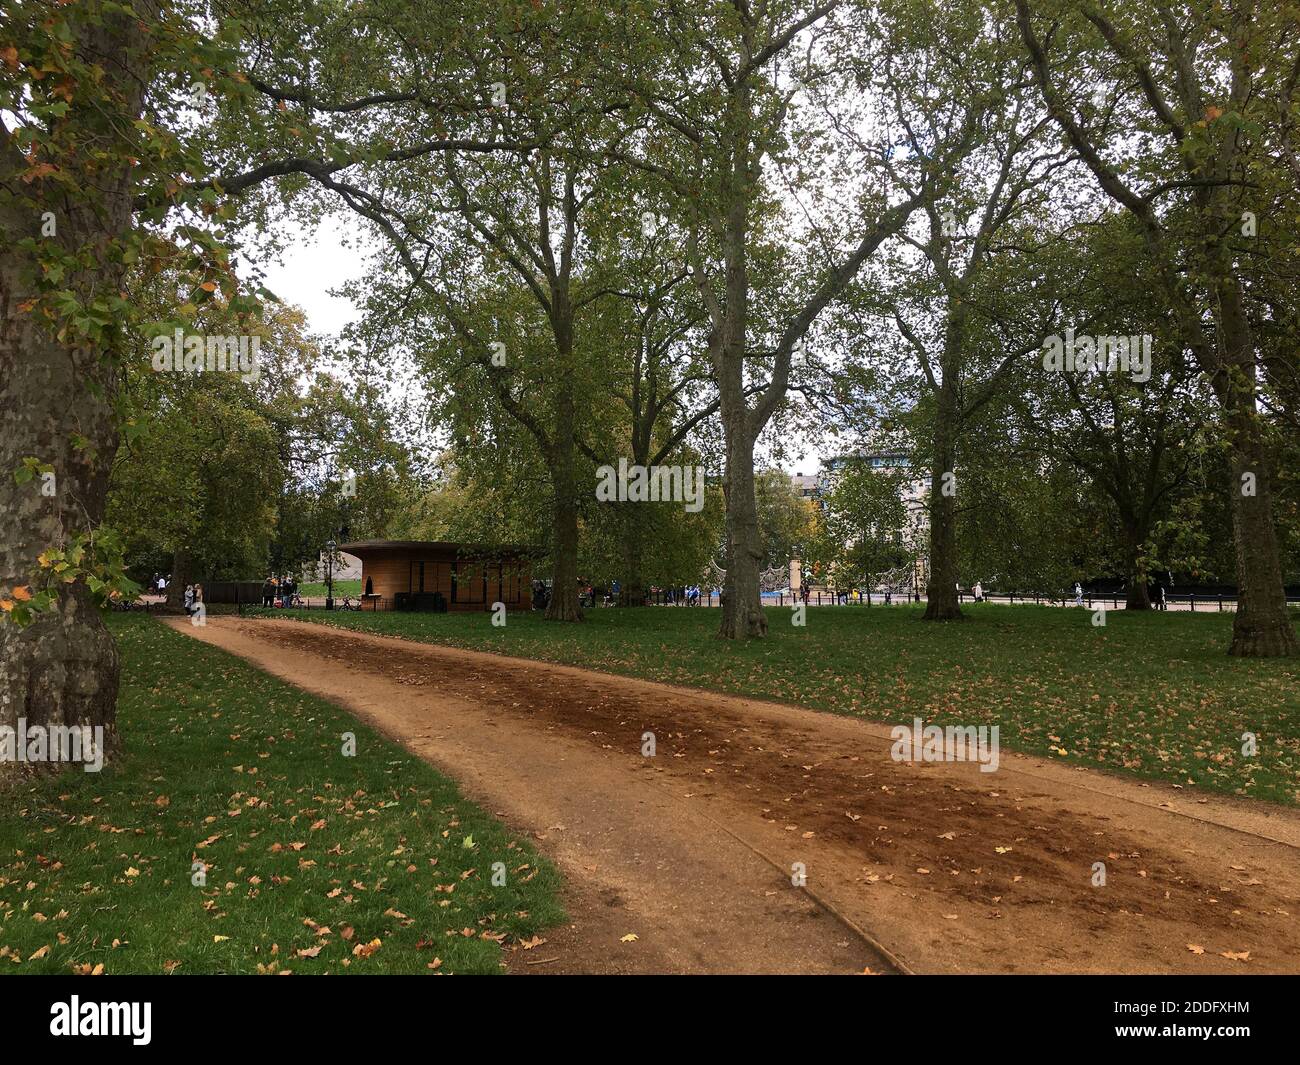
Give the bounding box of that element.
[296,579,362,598]
[0,614,564,974]
[266,603,1300,804]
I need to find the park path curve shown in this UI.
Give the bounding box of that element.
[167,616,1300,975]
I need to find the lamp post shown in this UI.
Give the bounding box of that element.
[325,539,336,611]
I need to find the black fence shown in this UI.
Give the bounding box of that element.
[224,590,1300,615]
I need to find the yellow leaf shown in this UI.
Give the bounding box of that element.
[619,933,638,943]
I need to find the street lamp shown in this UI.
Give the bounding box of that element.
[325,539,336,611]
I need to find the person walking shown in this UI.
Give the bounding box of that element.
[973,580,984,603]
[183,584,195,614]
[1073,581,1083,606]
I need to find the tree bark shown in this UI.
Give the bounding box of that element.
[618,508,647,607]
[1220,386,1297,654]
[166,548,192,609]
[1214,273,1298,656]
[718,415,767,639]
[1123,541,1153,611]
[544,351,583,622]
[923,369,963,620]
[0,3,148,781]
[713,80,768,641]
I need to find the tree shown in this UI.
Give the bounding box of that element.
[1015,0,1298,654]
[1009,217,1205,607]
[880,33,1072,620]
[1,0,242,776]
[814,459,910,591]
[214,0,617,622]
[608,0,982,638]
[755,469,819,572]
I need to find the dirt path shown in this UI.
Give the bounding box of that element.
[168,617,1300,975]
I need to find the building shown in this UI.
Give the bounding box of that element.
[304,549,362,583]
[338,540,535,611]
[791,472,821,501]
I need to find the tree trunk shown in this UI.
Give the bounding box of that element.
[715,93,766,641]
[618,509,646,606]
[1225,407,1297,655]
[166,548,192,609]
[0,3,148,782]
[1214,274,1298,656]
[718,412,767,639]
[1121,521,1152,610]
[544,380,583,622]
[1124,570,1153,610]
[923,376,962,621]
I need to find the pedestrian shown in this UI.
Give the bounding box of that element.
[1158,583,1168,611]
[1074,581,1083,606]
[183,584,195,614]
[974,580,984,603]
[262,576,274,607]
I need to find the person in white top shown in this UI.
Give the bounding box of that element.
[973,580,983,603]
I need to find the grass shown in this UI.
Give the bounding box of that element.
[0,614,564,974]
[295,579,361,598]
[262,602,1300,805]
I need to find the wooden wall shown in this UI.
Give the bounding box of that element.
[357,549,532,611]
